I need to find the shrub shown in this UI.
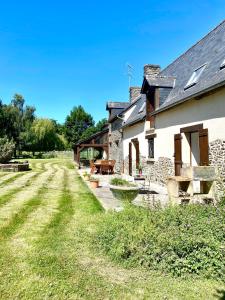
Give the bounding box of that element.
[110,178,136,187]
[0,137,15,163]
[94,204,225,281]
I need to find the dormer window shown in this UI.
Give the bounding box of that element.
[184,64,206,89]
[220,59,225,70]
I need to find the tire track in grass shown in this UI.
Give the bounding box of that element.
[28,168,75,271]
[0,172,26,186]
[0,171,39,198]
[0,162,56,230]
[0,164,58,240]
[0,162,51,209]
[0,162,54,207]
[10,165,64,247]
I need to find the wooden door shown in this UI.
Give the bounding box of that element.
[174,133,182,176]
[199,128,209,166]
[135,141,140,170]
[129,142,132,176]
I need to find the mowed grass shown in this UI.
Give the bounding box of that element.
[0,159,223,300]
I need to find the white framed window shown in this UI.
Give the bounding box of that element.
[184,64,206,89]
[148,138,154,158]
[220,59,225,70]
[138,102,146,114]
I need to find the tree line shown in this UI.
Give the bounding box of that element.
[0,94,107,157]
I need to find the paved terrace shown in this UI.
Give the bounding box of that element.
[78,168,169,211]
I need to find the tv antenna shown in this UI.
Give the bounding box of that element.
[126,63,134,88]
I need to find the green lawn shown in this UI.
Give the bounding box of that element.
[0,158,223,299]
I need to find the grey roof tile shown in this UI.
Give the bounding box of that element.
[156,20,225,111]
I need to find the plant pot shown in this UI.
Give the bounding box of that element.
[83,175,90,181]
[90,180,99,188]
[109,184,139,202]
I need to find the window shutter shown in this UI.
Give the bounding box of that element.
[199,128,209,166]
[174,133,182,176]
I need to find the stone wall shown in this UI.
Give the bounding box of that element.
[124,155,174,185]
[209,139,225,197]
[108,119,123,173]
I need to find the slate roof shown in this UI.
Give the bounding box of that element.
[106,101,130,122]
[155,19,225,113]
[106,101,129,110]
[121,94,146,128]
[124,19,225,127]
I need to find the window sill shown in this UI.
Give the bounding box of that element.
[147,158,155,163]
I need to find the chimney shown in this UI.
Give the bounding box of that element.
[144,64,161,77]
[129,87,141,103]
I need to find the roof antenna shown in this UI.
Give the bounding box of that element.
[126,63,134,89]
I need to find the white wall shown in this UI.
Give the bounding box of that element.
[154,88,225,160]
[123,121,148,159]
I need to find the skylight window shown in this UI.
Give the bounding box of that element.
[184,64,206,89]
[220,59,225,70]
[138,102,146,113]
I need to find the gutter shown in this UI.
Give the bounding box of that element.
[152,79,225,115]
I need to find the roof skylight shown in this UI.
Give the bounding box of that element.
[184,64,206,89]
[220,59,225,70]
[138,102,146,113]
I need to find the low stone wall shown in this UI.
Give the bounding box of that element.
[0,162,30,172]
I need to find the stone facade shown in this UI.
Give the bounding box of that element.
[124,155,174,185]
[209,139,225,197]
[108,118,124,173]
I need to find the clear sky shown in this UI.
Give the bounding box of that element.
[0,1,225,124]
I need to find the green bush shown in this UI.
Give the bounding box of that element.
[110,178,136,187]
[94,204,225,281]
[0,137,15,163]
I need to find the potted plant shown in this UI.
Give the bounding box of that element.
[89,176,99,188]
[83,171,91,181]
[109,178,139,202]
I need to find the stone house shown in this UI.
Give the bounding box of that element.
[106,101,129,173]
[120,20,225,197]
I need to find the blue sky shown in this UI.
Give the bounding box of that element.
[0,1,225,124]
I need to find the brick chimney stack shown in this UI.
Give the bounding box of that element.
[129,87,141,103]
[144,64,161,77]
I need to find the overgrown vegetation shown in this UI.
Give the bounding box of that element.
[94,204,225,281]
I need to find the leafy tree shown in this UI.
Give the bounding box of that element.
[80,118,108,141]
[95,118,108,131]
[30,118,67,152]
[64,105,94,146]
[0,137,15,163]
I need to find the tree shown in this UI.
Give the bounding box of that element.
[64,105,94,146]
[95,118,108,131]
[0,137,15,163]
[30,118,67,152]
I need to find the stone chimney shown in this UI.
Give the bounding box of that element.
[144,64,161,77]
[129,87,141,103]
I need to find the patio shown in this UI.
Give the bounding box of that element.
[78,167,169,211]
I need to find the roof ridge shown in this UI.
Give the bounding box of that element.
[160,19,225,74]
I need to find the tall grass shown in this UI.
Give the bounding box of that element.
[94,204,225,281]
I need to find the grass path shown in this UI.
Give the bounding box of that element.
[0,158,222,300]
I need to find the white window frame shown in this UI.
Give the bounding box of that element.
[138,102,146,114]
[220,59,225,70]
[184,64,206,90]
